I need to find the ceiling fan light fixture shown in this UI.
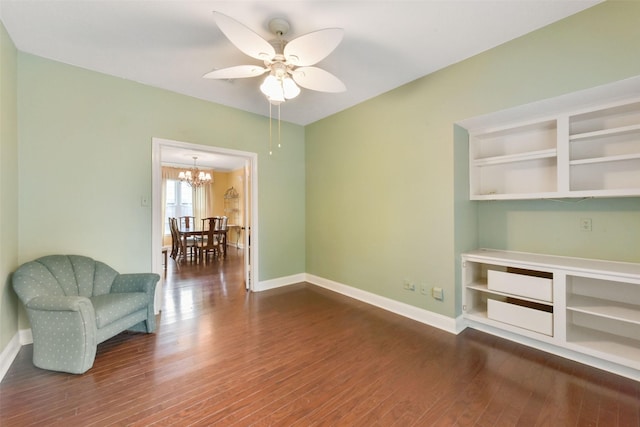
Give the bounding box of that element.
[260,75,283,103]
[260,73,299,105]
[283,76,300,99]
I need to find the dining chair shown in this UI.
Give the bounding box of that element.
[197,217,221,262]
[172,217,196,261]
[179,216,195,229]
[169,217,179,259]
[219,216,229,257]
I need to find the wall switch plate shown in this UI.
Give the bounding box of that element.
[403,280,415,291]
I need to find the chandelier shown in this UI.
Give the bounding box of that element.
[178,157,212,188]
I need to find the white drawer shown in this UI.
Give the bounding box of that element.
[488,269,553,302]
[487,299,553,336]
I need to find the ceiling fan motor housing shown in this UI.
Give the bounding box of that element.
[268,18,290,37]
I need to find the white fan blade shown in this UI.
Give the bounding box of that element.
[213,12,276,61]
[284,28,344,66]
[292,67,346,93]
[203,65,268,79]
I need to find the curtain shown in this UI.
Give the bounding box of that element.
[193,180,214,226]
[161,167,183,246]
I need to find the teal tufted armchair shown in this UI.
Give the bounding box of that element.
[12,255,160,374]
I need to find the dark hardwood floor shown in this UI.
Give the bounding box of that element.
[1,248,639,426]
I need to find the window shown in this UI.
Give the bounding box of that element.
[164,180,193,234]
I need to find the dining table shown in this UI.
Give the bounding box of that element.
[177,226,228,261]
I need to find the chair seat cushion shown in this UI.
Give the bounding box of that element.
[91,293,148,329]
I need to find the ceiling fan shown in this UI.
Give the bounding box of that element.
[203,12,346,105]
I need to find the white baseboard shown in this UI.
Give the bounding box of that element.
[255,273,306,292]
[0,333,21,383]
[255,272,459,334]
[306,274,460,335]
[20,328,33,345]
[0,328,34,382]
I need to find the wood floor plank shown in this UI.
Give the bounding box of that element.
[1,249,639,426]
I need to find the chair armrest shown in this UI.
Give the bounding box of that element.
[26,295,93,312]
[111,273,160,295]
[24,295,97,374]
[111,273,160,334]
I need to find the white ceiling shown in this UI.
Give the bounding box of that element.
[1,0,602,129]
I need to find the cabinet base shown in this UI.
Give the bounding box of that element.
[463,319,640,381]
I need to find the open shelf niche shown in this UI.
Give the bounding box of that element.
[460,76,640,200]
[462,249,640,380]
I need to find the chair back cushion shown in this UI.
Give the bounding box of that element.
[13,255,119,304]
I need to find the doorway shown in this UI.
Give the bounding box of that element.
[151,137,258,309]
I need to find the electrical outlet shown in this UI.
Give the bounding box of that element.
[420,284,428,295]
[403,280,416,291]
[580,218,592,232]
[432,287,444,301]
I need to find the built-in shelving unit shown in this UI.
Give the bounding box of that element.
[568,101,640,196]
[463,253,556,339]
[462,249,640,380]
[469,119,558,199]
[565,275,640,370]
[464,83,640,200]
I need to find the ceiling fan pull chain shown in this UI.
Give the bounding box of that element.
[278,104,282,149]
[269,102,273,156]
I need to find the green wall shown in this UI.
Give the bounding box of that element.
[17,54,306,291]
[477,198,640,262]
[306,1,640,318]
[0,20,19,354]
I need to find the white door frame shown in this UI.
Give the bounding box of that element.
[151,137,258,310]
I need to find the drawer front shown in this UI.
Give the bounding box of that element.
[487,299,553,336]
[488,270,553,302]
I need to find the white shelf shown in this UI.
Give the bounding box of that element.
[465,310,488,320]
[569,152,640,165]
[464,248,640,278]
[567,295,640,325]
[467,283,553,306]
[465,311,556,343]
[569,156,640,193]
[473,149,556,166]
[567,188,640,198]
[566,326,640,370]
[570,123,640,141]
[471,191,560,201]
